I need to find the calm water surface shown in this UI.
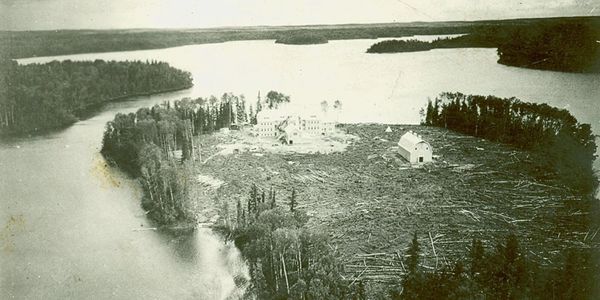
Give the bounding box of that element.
[2,37,599,299]
[0,93,248,299]
[17,38,599,128]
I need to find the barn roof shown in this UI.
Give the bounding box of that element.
[398,131,430,150]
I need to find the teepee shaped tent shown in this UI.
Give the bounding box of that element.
[385,126,393,133]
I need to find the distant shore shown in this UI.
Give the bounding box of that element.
[275,33,329,45]
[366,20,600,73]
[4,16,597,59]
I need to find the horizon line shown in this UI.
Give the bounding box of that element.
[2,14,598,33]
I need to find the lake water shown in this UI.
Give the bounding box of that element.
[0,91,249,299]
[2,37,599,299]
[17,38,599,129]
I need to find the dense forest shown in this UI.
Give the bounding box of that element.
[497,22,600,72]
[0,59,192,134]
[366,33,497,53]
[367,20,600,72]
[101,95,247,224]
[100,91,295,224]
[216,185,357,299]
[100,89,338,226]
[367,39,438,53]
[387,233,598,299]
[423,92,597,195]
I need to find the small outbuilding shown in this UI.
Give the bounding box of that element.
[397,131,433,164]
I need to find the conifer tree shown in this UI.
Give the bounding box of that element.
[401,232,424,300]
[289,188,297,212]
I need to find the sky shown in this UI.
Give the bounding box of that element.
[1,0,599,31]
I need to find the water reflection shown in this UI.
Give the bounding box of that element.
[162,229,201,264]
[0,92,249,299]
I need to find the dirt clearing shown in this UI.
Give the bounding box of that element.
[188,124,599,282]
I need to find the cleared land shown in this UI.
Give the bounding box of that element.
[189,124,599,282]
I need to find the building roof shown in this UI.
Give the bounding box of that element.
[398,131,430,150]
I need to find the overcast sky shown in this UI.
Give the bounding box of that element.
[1,0,598,31]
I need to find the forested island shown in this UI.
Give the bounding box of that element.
[100,89,599,298]
[366,33,495,53]
[367,21,600,73]
[0,59,192,135]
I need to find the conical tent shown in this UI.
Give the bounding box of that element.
[385,126,393,133]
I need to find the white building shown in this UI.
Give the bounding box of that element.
[397,131,433,163]
[254,108,336,143]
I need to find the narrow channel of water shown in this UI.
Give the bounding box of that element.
[0,92,248,299]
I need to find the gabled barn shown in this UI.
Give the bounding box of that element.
[397,131,433,163]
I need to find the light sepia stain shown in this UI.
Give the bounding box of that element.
[0,214,26,254]
[90,153,122,188]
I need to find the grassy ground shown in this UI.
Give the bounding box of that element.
[189,124,598,283]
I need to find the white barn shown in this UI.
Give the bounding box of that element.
[397,131,433,164]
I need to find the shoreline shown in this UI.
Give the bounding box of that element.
[0,84,193,137]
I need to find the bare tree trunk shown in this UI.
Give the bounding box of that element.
[298,250,302,277]
[144,178,155,204]
[271,241,278,292]
[168,184,175,211]
[281,252,290,295]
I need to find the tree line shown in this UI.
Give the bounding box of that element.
[389,233,598,299]
[100,89,340,225]
[217,184,366,300]
[497,22,600,73]
[0,59,193,134]
[424,92,597,195]
[365,32,501,53]
[367,39,439,53]
[100,94,247,224]
[367,20,600,73]
[1,23,472,59]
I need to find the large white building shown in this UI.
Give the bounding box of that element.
[397,131,433,164]
[254,109,336,144]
